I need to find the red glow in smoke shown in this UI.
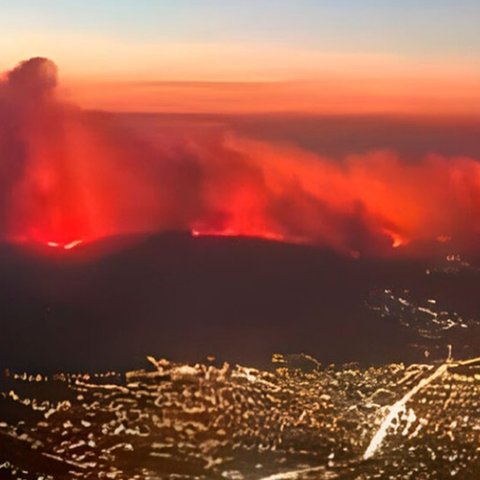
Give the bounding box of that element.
[2,58,480,258]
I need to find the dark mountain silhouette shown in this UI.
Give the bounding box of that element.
[1,232,479,372]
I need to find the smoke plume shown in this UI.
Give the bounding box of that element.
[1,58,480,257]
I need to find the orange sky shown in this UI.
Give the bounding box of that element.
[1,30,480,115]
[2,1,480,115]
[65,75,480,115]
[51,47,480,115]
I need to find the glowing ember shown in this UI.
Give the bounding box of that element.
[382,229,408,249]
[64,240,83,250]
[191,228,285,242]
[45,240,83,250]
[392,237,405,249]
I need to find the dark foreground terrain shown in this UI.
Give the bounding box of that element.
[1,354,480,479]
[2,232,480,371]
[2,235,480,478]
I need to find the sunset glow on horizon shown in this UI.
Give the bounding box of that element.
[1,1,480,115]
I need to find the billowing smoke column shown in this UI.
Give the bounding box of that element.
[0,57,95,246]
[1,57,480,256]
[0,57,171,248]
